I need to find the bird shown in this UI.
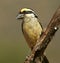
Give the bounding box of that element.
[16,8,49,63]
[16,8,43,50]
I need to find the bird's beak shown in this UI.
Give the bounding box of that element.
[16,14,24,19]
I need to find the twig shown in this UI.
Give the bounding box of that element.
[24,6,60,63]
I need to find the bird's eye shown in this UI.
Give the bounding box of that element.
[23,11,26,13]
[23,11,28,14]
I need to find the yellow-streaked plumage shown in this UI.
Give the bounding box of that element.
[16,8,43,49]
[23,17,42,49]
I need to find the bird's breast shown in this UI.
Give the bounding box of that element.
[22,19,42,49]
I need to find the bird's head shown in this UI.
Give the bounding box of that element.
[16,8,38,20]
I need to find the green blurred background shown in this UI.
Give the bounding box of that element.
[0,0,60,63]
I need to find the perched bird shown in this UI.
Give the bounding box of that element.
[16,8,49,63]
[16,8,43,50]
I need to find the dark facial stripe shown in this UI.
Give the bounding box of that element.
[19,11,33,14]
[19,11,38,18]
[34,14,38,18]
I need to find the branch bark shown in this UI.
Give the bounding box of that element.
[24,6,60,63]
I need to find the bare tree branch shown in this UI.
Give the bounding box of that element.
[24,6,60,63]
